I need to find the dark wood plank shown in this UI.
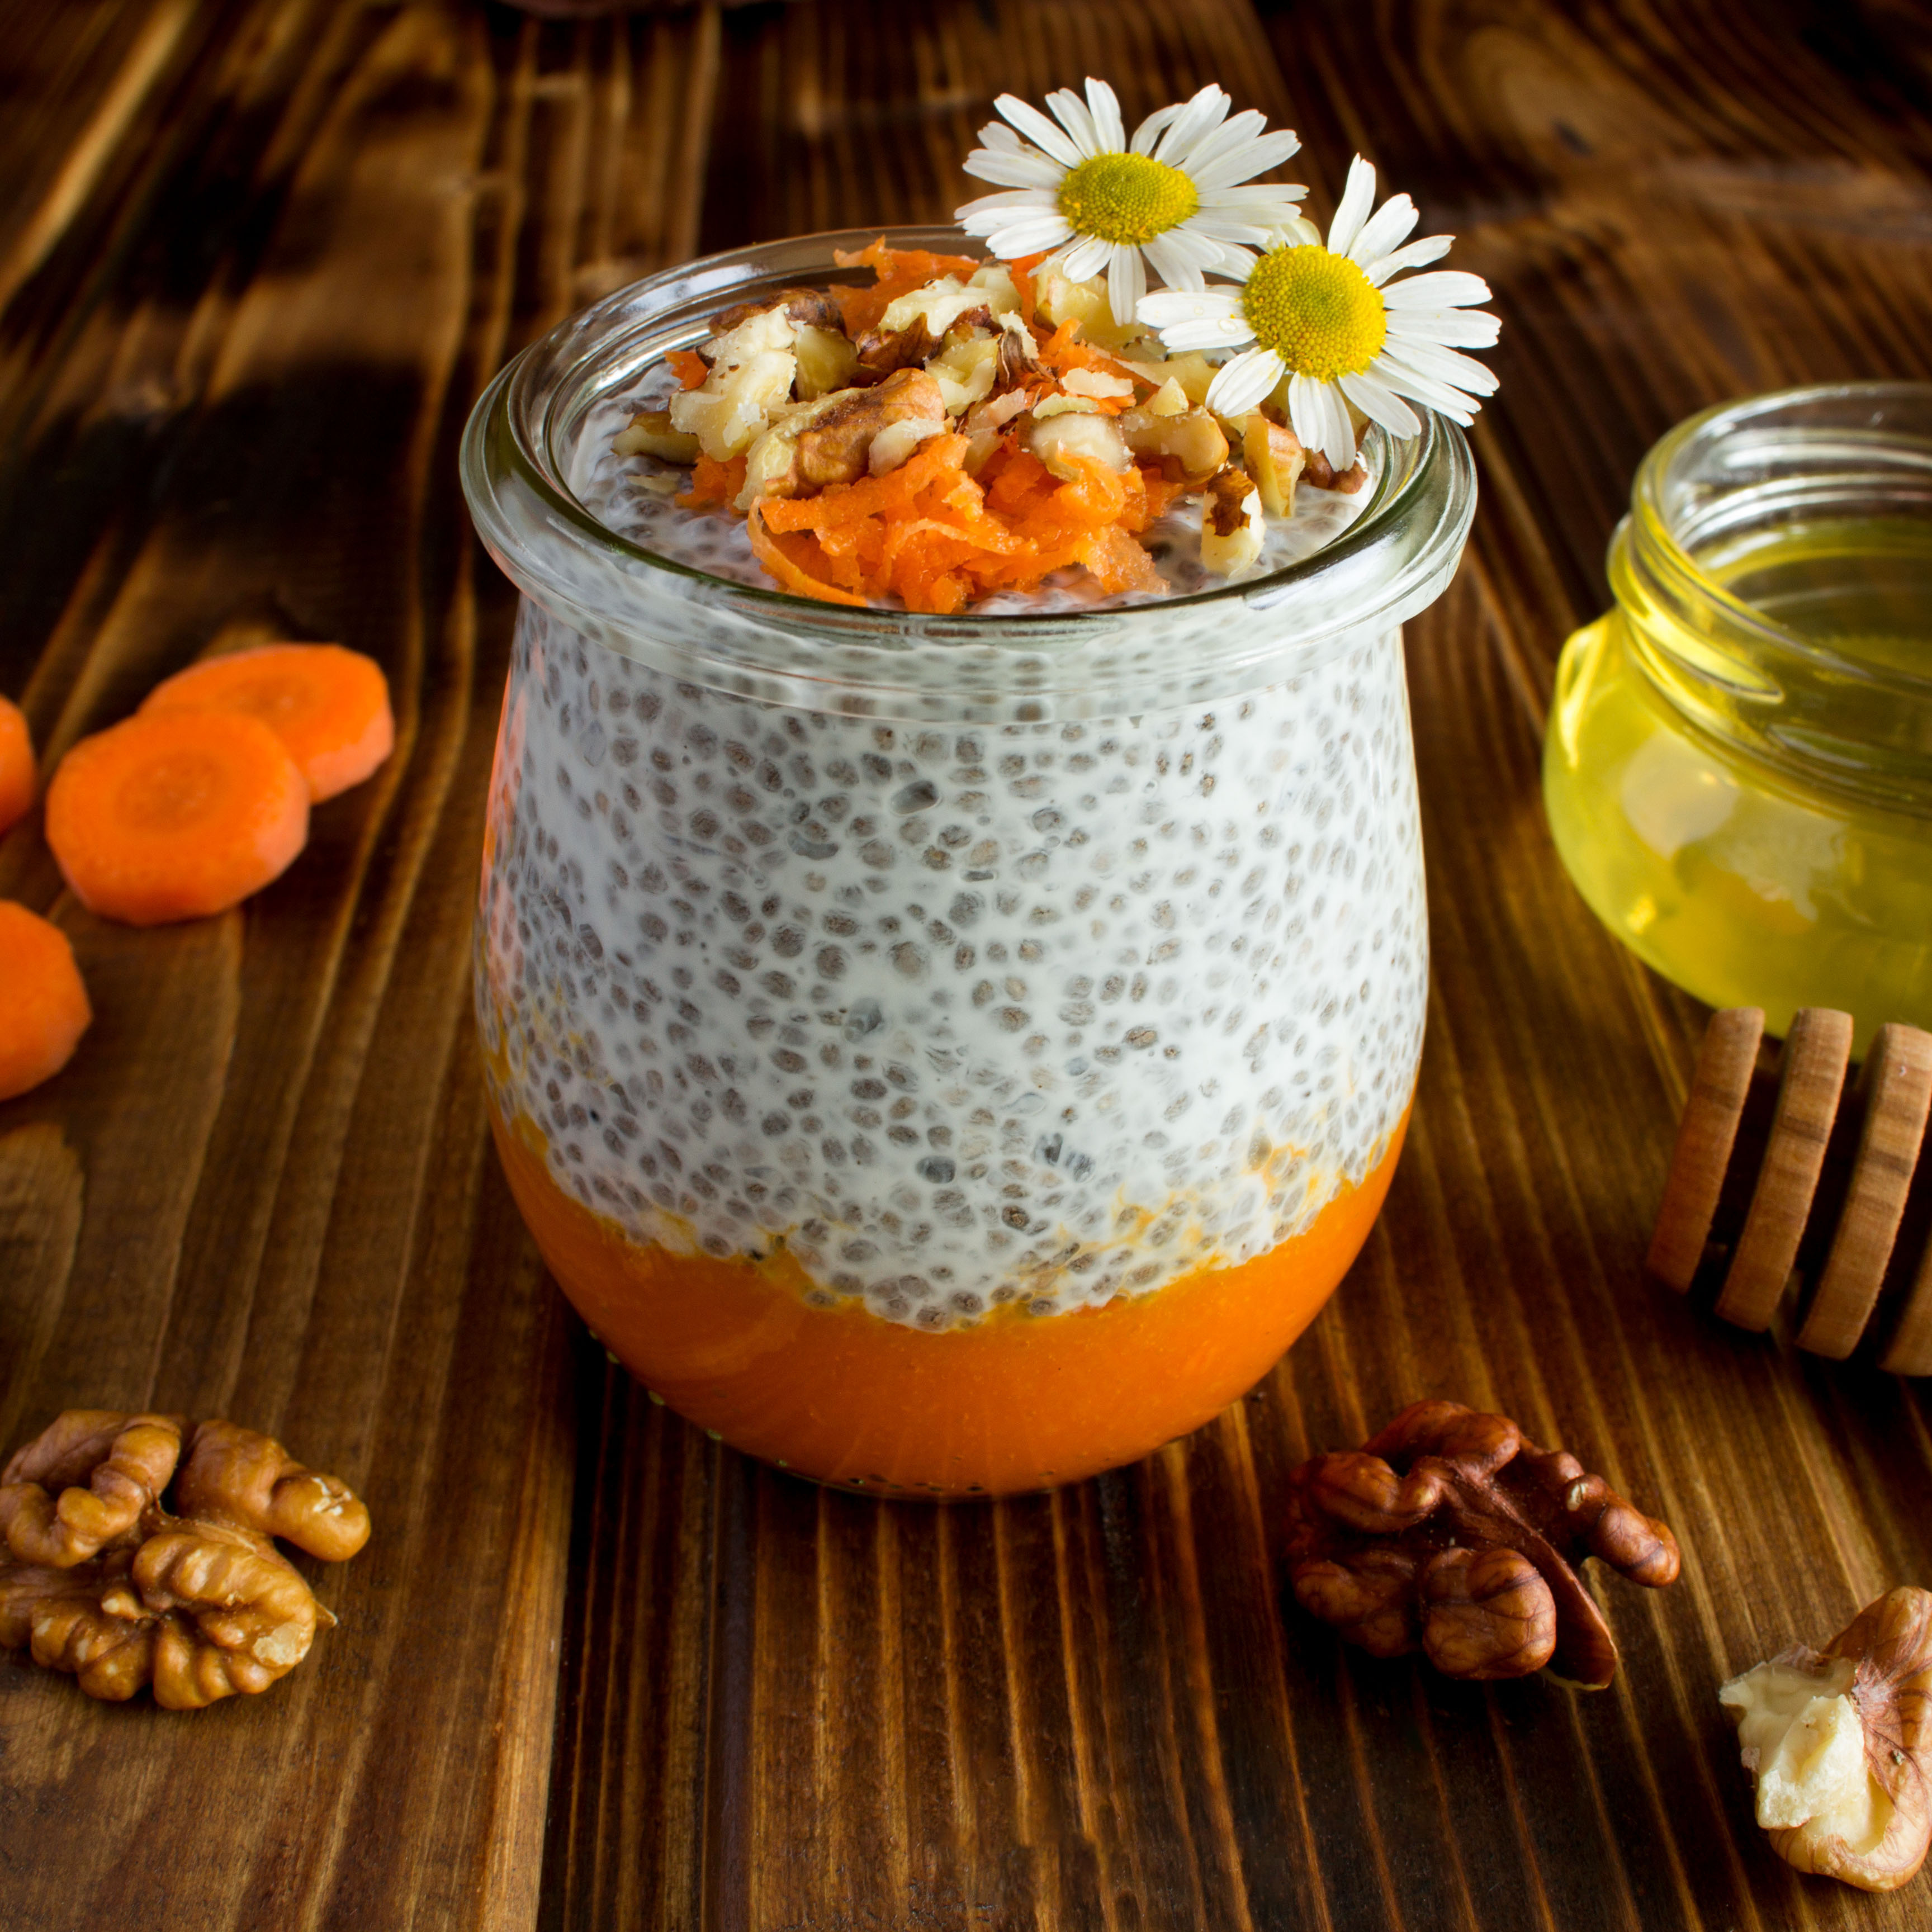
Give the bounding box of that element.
[0,1,714,1923]
[5,1,1932,1928]
[544,0,1932,1926]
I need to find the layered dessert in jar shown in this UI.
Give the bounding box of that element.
[462,86,1490,1494]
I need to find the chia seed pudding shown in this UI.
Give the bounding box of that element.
[460,226,1476,1485]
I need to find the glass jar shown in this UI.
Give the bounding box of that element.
[1545,383,1932,1052]
[460,226,1475,1496]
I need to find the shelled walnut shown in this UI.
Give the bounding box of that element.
[1720,1588,1932,1891]
[1284,1400,1679,1687]
[0,1410,370,1709]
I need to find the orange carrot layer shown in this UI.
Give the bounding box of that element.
[492,1103,1411,1496]
[667,348,709,390]
[0,696,34,836]
[45,711,310,926]
[0,902,91,1101]
[139,643,393,803]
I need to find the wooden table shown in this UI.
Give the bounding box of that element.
[3,2,1930,1925]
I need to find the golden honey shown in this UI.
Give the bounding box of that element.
[1544,387,1932,1050]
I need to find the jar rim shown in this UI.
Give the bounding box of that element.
[460,226,1476,721]
[1630,379,1932,700]
[1613,379,1932,813]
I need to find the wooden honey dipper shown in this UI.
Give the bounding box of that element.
[1648,1008,1932,1373]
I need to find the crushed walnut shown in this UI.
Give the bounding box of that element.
[0,1410,370,1709]
[614,239,1372,613]
[1721,1587,1932,1891]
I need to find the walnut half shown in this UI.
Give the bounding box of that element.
[1720,1587,1932,1891]
[1284,1399,1679,1687]
[0,1411,370,1710]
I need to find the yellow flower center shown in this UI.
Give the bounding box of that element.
[1240,245,1386,383]
[1057,153,1200,247]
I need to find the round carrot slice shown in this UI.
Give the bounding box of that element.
[0,902,91,1100]
[140,643,394,802]
[45,711,310,926]
[0,695,35,835]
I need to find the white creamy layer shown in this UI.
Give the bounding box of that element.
[477,598,1427,1329]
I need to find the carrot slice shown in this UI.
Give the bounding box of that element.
[139,643,394,803]
[0,902,91,1101]
[45,712,310,926]
[0,695,34,835]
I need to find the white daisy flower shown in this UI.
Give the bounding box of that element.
[953,78,1308,329]
[1136,154,1500,472]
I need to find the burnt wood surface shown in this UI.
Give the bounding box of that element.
[3,2,1931,1927]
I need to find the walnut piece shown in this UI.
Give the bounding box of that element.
[1720,1587,1932,1891]
[0,1410,183,1565]
[1117,405,1228,485]
[1200,467,1264,576]
[1240,412,1306,518]
[669,304,798,460]
[611,409,700,465]
[0,1410,369,1708]
[738,367,949,506]
[1284,1399,1679,1687]
[1025,409,1130,482]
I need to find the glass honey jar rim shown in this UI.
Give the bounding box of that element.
[459,224,1476,724]
[1608,379,1932,817]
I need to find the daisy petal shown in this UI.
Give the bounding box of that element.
[956,187,1060,218]
[1211,241,1261,275]
[1285,375,1323,457]
[977,122,1027,155]
[1085,78,1126,153]
[1180,108,1268,178]
[1198,182,1310,210]
[1326,155,1378,257]
[1206,349,1285,416]
[1347,193,1418,267]
[1371,356,1481,423]
[1387,306,1500,348]
[1192,127,1305,191]
[961,149,1066,188]
[1141,232,1204,291]
[1107,244,1145,329]
[1381,269,1493,309]
[1044,88,1102,159]
[1147,314,1255,351]
[1129,102,1182,155]
[1305,376,1358,470]
[1177,215,1277,246]
[1339,371,1422,439]
[1154,84,1230,165]
[1160,223,1242,268]
[995,95,1085,169]
[1137,290,1244,327]
[1361,234,1451,283]
[1058,233,1113,282]
[983,215,1075,254]
[1379,339,1499,395]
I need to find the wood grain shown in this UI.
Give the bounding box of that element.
[3,2,1931,1929]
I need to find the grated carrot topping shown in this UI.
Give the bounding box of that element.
[830,238,983,335]
[667,348,709,390]
[679,452,747,511]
